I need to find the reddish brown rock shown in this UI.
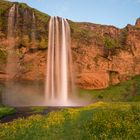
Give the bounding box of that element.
[76,72,110,89]
[0,72,8,81]
[71,19,140,89]
[135,18,140,27]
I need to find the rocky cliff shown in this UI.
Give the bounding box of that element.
[0,0,140,89]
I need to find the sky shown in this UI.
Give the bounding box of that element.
[8,0,140,28]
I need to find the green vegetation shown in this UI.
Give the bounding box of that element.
[78,29,93,45]
[33,9,49,24]
[19,3,30,9]
[0,8,5,15]
[0,85,3,104]
[19,2,50,29]
[30,107,46,113]
[21,35,30,48]
[18,3,49,49]
[0,0,12,31]
[0,48,7,64]
[0,48,7,71]
[39,38,48,49]
[103,27,129,52]
[0,0,49,49]
[103,36,119,49]
[0,106,15,119]
[0,0,12,14]
[69,21,130,52]
[69,21,102,45]
[0,102,139,140]
[0,85,15,117]
[79,75,140,102]
[119,28,128,47]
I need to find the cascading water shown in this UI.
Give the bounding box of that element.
[7,4,16,38]
[45,17,74,106]
[3,4,18,105]
[6,4,18,80]
[31,12,36,42]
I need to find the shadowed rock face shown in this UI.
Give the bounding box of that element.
[0,0,140,89]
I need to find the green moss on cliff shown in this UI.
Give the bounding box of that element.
[0,0,12,11]
[69,21,102,46]
[21,35,30,48]
[39,38,48,49]
[104,36,118,49]
[33,9,49,24]
[19,3,29,9]
[0,48,7,64]
[0,0,49,49]
[0,1,12,32]
[119,28,128,47]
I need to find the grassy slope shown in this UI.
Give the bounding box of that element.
[0,102,139,140]
[0,0,12,15]
[0,106,15,119]
[78,75,140,102]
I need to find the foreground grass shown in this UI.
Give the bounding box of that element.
[79,75,140,102]
[0,106,15,118]
[30,106,46,113]
[0,102,140,140]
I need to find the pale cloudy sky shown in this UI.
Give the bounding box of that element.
[8,0,140,28]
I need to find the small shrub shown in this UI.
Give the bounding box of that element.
[98,95,103,99]
[0,48,7,64]
[104,36,117,49]
[40,38,48,49]
[21,35,30,47]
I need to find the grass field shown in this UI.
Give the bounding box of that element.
[0,106,15,119]
[0,102,140,140]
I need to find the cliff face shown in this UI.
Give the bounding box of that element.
[71,22,140,89]
[0,0,140,89]
[0,0,49,81]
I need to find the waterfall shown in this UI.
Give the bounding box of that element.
[31,12,36,42]
[7,4,16,38]
[45,17,74,106]
[7,4,17,79]
[3,4,18,106]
